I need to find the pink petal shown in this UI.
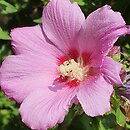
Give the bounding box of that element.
[101,57,123,86]
[11,25,62,57]
[42,0,85,52]
[77,76,113,117]
[0,54,57,103]
[127,25,130,34]
[78,5,128,67]
[19,86,77,130]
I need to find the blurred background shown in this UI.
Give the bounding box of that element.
[0,0,130,130]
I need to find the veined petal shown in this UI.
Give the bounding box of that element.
[20,86,77,130]
[0,54,57,103]
[11,25,62,57]
[77,76,113,117]
[102,57,123,86]
[42,0,85,52]
[78,5,128,67]
[127,25,130,34]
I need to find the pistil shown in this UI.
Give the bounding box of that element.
[59,59,84,81]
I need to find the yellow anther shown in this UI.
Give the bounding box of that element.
[59,59,84,81]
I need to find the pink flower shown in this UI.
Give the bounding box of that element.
[0,0,130,129]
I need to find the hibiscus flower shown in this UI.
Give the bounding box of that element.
[0,0,130,129]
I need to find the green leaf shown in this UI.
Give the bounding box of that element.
[111,92,121,112]
[0,44,12,63]
[0,27,10,40]
[48,125,58,130]
[41,0,48,5]
[33,17,42,24]
[126,123,130,129]
[98,120,105,130]
[0,0,18,14]
[112,53,120,62]
[70,0,85,6]
[116,108,126,126]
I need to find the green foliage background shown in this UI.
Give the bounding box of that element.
[0,0,130,130]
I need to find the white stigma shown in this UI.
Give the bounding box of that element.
[59,59,84,81]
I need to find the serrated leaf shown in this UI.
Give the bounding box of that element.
[0,27,10,40]
[0,0,18,14]
[116,108,126,126]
